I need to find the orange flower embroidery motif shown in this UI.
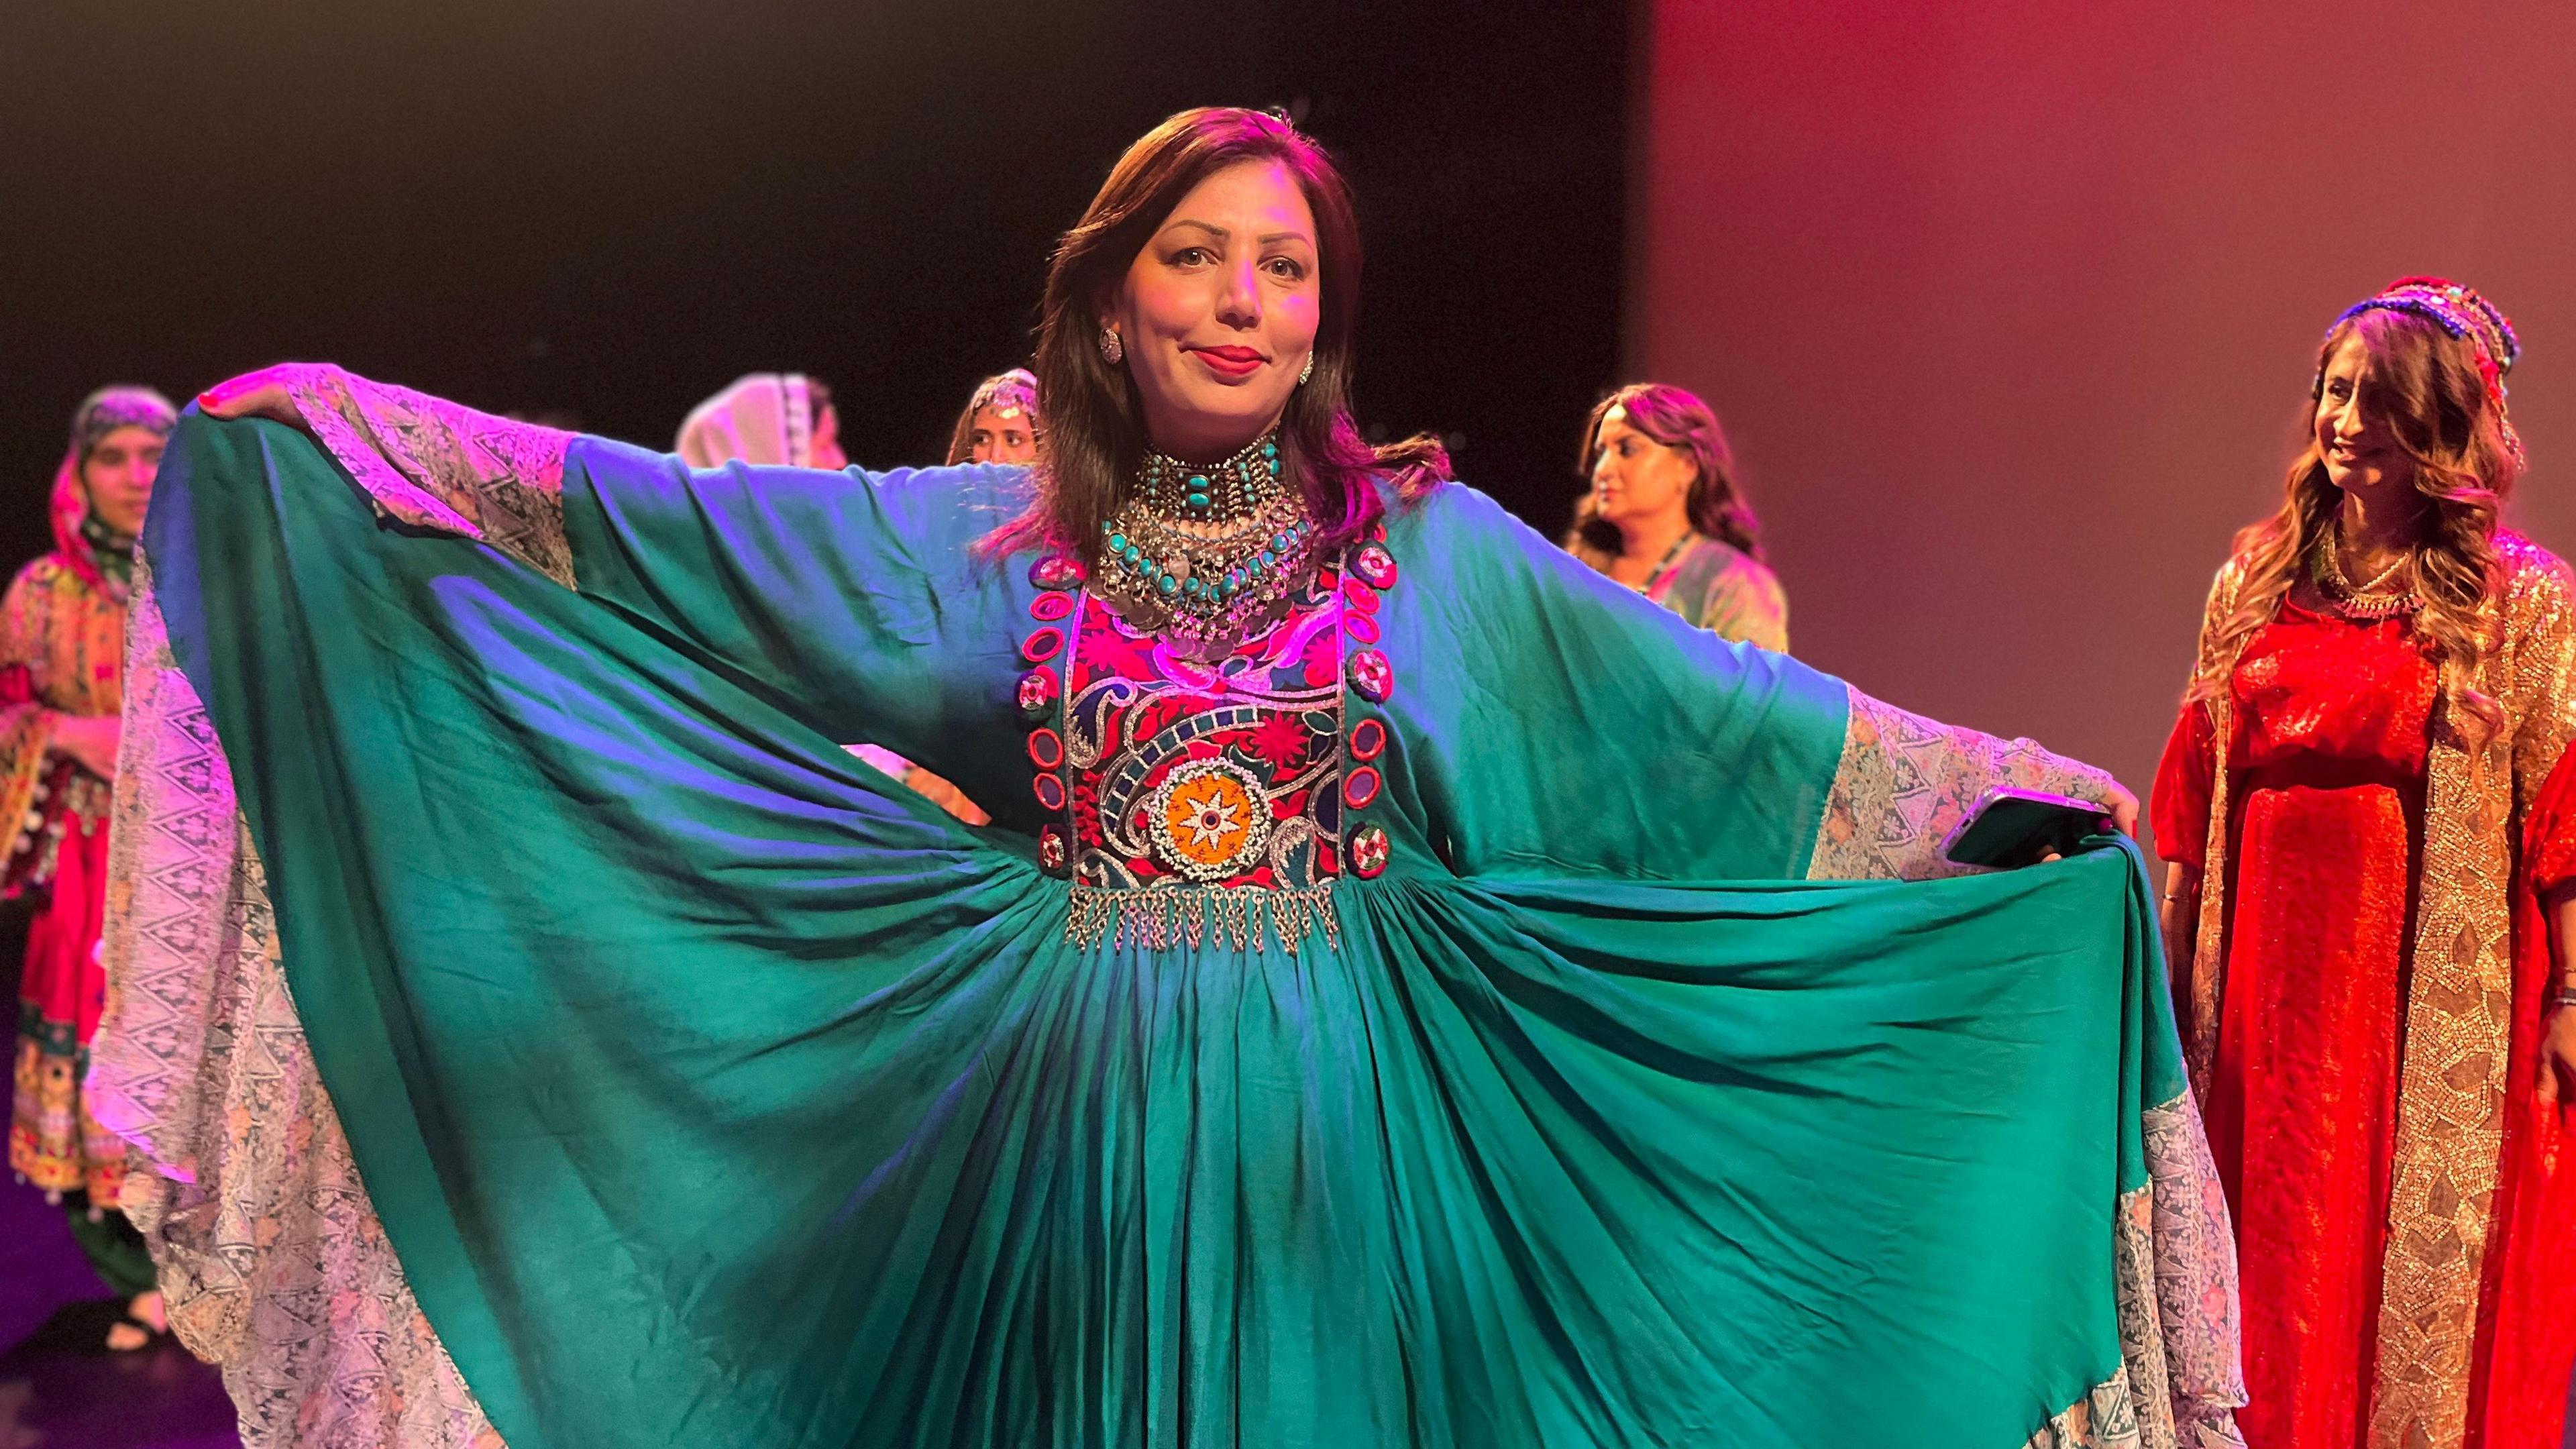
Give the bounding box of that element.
[1145,757,1274,881]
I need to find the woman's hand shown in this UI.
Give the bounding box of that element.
[2159,861,2200,1009]
[197,364,319,430]
[2540,1004,2576,1127]
[904,766,991,827]
[2035,779,2140,863]
[2100,780,2140,839]
[48,714,119,781]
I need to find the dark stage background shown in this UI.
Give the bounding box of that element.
[1638,0,2576,862]
[0,0,1627,565]
[5,1,2576,1442]
[8,7,1631,1440]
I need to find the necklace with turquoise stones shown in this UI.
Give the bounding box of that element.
[1097,431,1319,649]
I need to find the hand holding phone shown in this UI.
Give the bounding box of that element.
[1940,788,2114,869]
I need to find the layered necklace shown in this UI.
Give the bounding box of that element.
[1633,529,1700,596]
[2310,529,2420,619]
[1095,431,1319,649]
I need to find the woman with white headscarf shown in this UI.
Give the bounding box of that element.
[675,372,847,470]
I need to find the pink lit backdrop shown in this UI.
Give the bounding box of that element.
[1635,0,2576,864]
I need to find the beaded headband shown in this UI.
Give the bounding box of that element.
[969,368,1043,429]
[72,384,178,460]
[2325,276,2522,461]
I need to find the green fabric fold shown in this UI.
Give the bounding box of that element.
[143,413,2178,1449]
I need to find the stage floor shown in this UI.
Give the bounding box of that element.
[0,1173,237,1449]
[3,1146,2569,1447]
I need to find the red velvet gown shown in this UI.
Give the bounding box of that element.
[2155,598,2576,1449]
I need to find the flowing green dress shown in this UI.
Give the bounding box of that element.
[91,370,2241,1449]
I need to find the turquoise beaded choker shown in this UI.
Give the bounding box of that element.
[1096,431,1318,649]
[1137,431,1284,517]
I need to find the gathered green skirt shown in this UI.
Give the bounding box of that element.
[138,413,2180,1448]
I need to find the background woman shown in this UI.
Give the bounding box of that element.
[102,110,2232,1449]
[943,367,1041,466]
[7,386,173,1351]
[2153,278,2576,1449]
[675,372,846,470]
[1566,382,1788,651]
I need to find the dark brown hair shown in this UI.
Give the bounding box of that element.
[2188,307,2521,737]
[1566,382,1764,564]
[985,107,1447,562]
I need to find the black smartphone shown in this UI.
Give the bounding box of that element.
[1939,788,2112,869]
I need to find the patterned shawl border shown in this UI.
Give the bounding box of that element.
[1809,682,2123,883]
[1806,688,2245,1448]
[2024,1089,2249,1449]
[283,364,577,589]
[2025,1369,2143,1449]
[89,557,502,1449]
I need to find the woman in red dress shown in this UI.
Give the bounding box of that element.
[2154,278,2576,1449]
[6,386,175,1348]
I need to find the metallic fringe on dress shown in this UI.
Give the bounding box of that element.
[1064,883,1340,953]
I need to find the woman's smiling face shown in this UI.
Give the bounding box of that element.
[1102,158,1320,462]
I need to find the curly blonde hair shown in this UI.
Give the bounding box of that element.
[2188,303,2523,741]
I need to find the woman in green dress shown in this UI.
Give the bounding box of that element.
[1567,382,1790,651]
[92,107,2237,1449]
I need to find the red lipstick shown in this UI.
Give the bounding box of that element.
[1189,345,1266,380]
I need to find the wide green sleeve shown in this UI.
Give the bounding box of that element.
[1371,484,2119,885]
[556,440,1039,814]
[278,363,1038,822]
[1371,484,1852,881]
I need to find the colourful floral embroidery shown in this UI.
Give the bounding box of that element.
[1145,758,1274,881]
[1053,565,1346,894]
[1030,538,1409,947]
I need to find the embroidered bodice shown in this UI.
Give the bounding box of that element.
[1011,535,1402,949]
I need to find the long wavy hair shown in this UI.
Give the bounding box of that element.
[984,107,1448,564]
[1565,383,1764,566]
[2188,306,2521,739]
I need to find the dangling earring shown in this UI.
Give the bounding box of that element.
[1298,352,1314,386]
[1098,329,1124,366]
